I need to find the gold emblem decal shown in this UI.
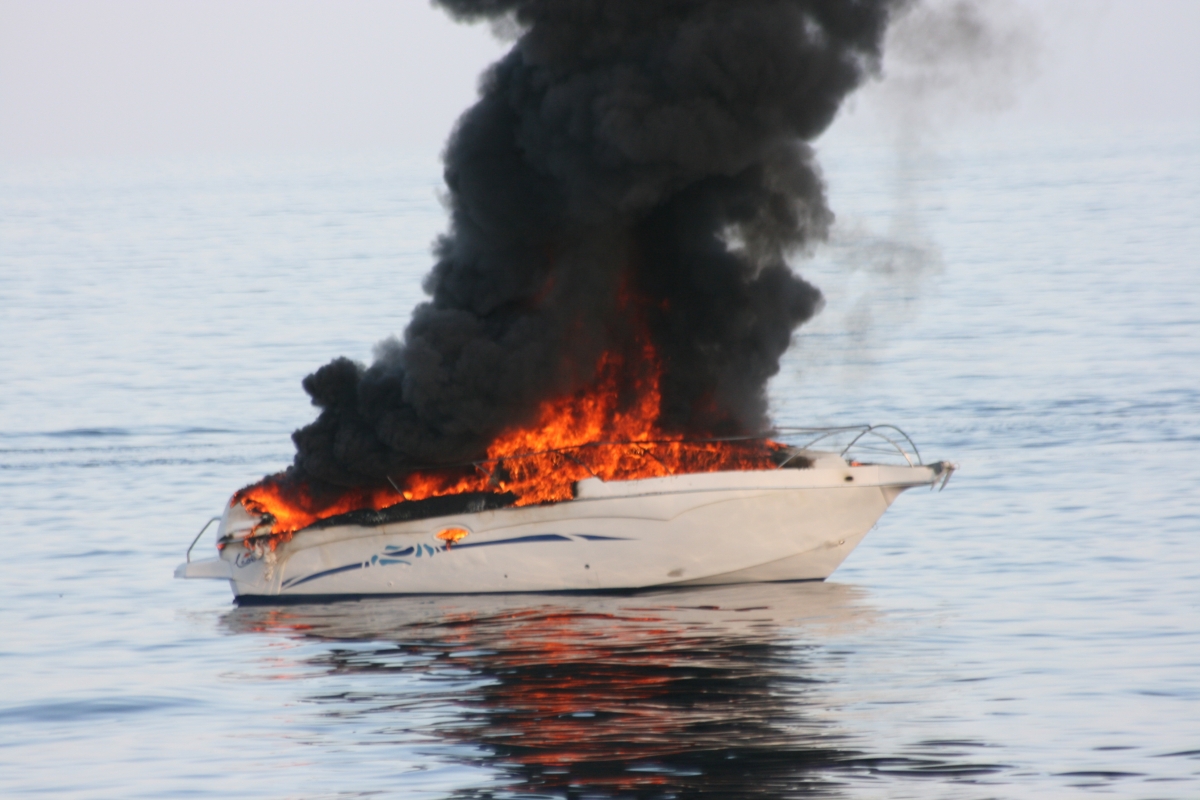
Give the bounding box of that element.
[435,527,470,548]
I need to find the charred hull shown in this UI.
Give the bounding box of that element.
[308,491,519,531]
[177,441,954,600]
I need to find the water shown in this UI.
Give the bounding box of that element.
[2,126,1198,798]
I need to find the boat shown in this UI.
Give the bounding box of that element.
[176,425,954,602]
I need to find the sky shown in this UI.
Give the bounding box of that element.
[0,0,1198,162]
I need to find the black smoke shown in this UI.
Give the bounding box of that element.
[291,0,903,489]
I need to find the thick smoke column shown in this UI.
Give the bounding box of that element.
[293,0,902,489]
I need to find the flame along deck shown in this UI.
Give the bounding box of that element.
[177,447,954,602]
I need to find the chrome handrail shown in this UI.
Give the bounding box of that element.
[772,424,923,466]
[837,424,922,466]
[186,516,222,563]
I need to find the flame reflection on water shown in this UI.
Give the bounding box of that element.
[222,583,1004,797]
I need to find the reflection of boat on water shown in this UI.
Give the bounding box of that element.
[225,581,880,649]
[224,583,998,797]
[226,583,872,796]
[181,426,954,601]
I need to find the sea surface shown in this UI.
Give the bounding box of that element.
[2,125,1198,799]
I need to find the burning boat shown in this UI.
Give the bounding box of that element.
[176,4,959,602]
[176,426,953,602]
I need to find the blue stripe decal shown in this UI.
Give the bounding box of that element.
[281,532,630,588]
[283,561,364,589]
[451,533,573,550]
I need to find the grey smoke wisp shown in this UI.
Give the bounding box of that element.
[290,0,905,489]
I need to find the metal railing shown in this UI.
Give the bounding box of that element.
[772,424,924,467]
[185,516,222,562]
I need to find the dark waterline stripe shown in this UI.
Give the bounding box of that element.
[238,578,828,605]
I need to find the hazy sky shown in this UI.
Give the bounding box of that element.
[1,0,1197,162]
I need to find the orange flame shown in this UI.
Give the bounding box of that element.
[234,328,784,548]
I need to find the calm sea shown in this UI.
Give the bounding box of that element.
[2,126,1198,798]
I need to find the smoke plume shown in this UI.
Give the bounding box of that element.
[291,0,905,489]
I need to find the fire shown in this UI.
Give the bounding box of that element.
[234,332,785,547]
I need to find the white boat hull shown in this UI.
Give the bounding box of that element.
[177,457,950,601]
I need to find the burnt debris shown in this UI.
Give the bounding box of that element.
[308,491,518,531]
